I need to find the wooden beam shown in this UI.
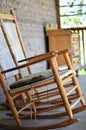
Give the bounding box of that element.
[55,0,61,29]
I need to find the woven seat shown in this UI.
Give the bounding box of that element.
[10,69,72,94]
[10,69,53,89]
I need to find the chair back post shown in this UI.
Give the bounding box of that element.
[10,9,32,74]
[0,20,23,79]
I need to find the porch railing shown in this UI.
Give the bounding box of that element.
[63,27,86,67]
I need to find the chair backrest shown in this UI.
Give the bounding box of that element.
[0,9,32,74]
[0,24,18,78]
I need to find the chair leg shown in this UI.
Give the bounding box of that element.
[8,95,22,126]
[64,52,85,106]
[49,57,73,119]
[25,91,37,118]
[72,74,85,105]
[0,73,21,126]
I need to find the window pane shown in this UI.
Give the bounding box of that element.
[59,0,86,28]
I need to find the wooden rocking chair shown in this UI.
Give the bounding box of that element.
[0,9,70,108]
[0,10,86,130]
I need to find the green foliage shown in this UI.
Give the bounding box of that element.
[79,69,86,75]
[60,0,86,28]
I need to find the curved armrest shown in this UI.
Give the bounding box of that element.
[1,50,57,74]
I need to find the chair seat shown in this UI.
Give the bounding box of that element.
[9,69,73,94]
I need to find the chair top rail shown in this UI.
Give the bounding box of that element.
[0,13,14,21]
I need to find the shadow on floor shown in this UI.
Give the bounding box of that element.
[0,75,86,130]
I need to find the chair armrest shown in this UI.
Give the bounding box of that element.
[18,50,58,63]
[18,48,73,63]
[57,48,74,55]
[1,50,57,74]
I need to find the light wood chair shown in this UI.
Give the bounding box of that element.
[0,9,69,107]
[0,48,80,129]
[0,9,85,110]
[0,9,81,106]
[0,10,86,129]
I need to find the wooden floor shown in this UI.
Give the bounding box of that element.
[0,75,86,130]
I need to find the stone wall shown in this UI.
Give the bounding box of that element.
[0,0,57,103]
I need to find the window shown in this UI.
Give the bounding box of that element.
[59,0,86,28]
